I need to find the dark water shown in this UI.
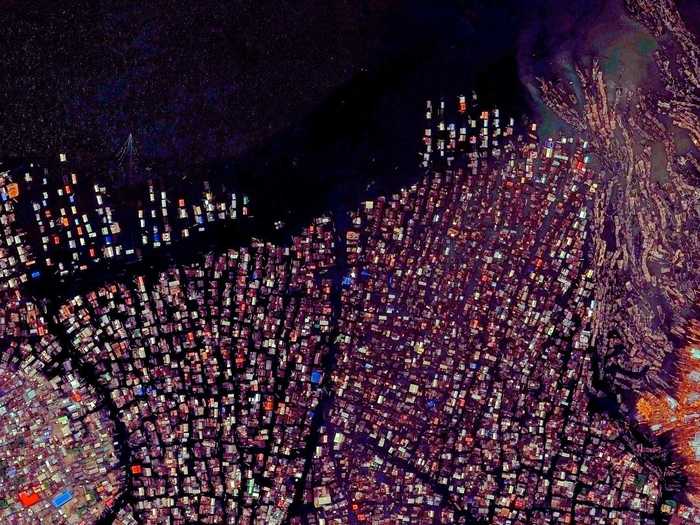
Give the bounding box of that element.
[0,0,610,231]
[143,0,633,232]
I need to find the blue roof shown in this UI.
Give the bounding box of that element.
[310,370,322,384]
[51,490,73,508]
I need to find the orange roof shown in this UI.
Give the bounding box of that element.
[18,491,41,507]
[6,183,19,199]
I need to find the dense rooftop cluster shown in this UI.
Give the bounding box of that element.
[0,265,124,523]
[541,0,700,519]
[56,217,335,524]
[302,104,667,523]
[540,0,700,393]
[1,0,700,522]
[0,91,686,523]
[0,172,37,291]
[3,155,250,280]
[136,178,248,250]
[0,358,123,523]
